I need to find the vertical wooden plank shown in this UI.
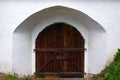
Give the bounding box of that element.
[53,24,60,72]
[63,24,67,72]
[59,23,64,72]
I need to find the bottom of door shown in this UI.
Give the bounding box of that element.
[35,72,84,78]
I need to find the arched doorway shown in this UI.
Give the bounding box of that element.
[13,6,106,76]
[35,23,85,77]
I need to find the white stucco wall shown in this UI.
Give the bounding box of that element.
[0,0,120,75]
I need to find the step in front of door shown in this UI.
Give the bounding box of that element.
[36,72,84,78]
[59,72,84,78]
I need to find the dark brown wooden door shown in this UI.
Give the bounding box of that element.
[35,23,85,77]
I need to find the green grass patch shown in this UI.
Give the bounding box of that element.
[2,74,60,80]
[92,49,120,80]
[3,74,19,80]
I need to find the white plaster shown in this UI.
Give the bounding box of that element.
[13,32,32,75]
[0,0,120,76]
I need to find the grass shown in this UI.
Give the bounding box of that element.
[3,74,19,80]
[92,49,120,80]
[1,74,61,80]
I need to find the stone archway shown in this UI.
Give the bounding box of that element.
[13,6,106,75]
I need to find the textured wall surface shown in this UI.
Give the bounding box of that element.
[0,0,120,75]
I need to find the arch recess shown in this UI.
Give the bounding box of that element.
[13,6,106,75]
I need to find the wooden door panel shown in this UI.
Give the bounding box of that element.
[35,23,85,77]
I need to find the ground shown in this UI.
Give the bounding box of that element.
[0,73,4,80]
[0,73,92,80]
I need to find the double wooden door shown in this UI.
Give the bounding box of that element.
[35,23,85,77]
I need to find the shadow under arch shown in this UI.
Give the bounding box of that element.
[13,5,106,76]
[14,6,106,33]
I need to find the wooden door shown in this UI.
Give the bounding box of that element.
[35,23,85,77]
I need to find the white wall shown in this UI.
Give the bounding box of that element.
[0,0,120,75]
[13,30,32,75]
